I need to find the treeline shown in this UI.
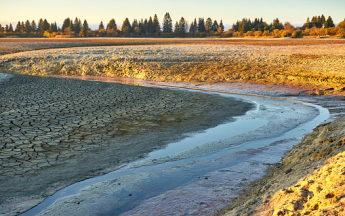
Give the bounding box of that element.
[230,15,344,38]
[0,13,344,38]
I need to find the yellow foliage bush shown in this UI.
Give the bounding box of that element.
[254,31,262,37]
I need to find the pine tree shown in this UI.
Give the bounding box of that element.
[38,19,43,33]
[174,21,179,34]
[24,20,31,33]
[8,24,13,32]
[198,18,206,32]
[212,20,219,32]
[205,18,212,32]
[189,21,196,36]
[219,20,224,32]
[15,21,21,32]
[132,19,139,34]
[163,12,172,33]
[107,19,117,31]
[69,20,74,32]
[74,17,81,34]
[49,24,53,33]
[81,19,89,37]
[41,19,50,33]
[193,18,197,33]
[31,20,36,32]
[53,22,58,32]
[121,18,131,35]
[271,18,283,30]
[148,16,153,35]
[143,19,148,34]
[153,14,160,34]
[62,18,70,32]
[178,17,187,36]
[99,21,104,30]
[324,16,335,28]
[321,14,326,25]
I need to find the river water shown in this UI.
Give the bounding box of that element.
[21,77,330,216]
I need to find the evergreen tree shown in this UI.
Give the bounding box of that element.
[212,20,219,32]
[153,14,160,34]
[31,20,36,32]
[174,21,179,33]
[41,19,50,33]
[53,22,58,32]
[74,17,81,34]
[324,16,335,28]
[143,19,148,34]
[5,25,9,32]
[271,18,283,30]
[24,20,31,33]
[219,20,224,32]
[193,18,197,33]
[121,18,131,35]
[107,19,117,31]
[178,17,187,36]
[189,21,196,36]
[69,20,74,32]
[8,24,13,32]
[99,21,104,30]
[148,16,153,35]
[49,23,53,33]
[62,18,70,32]
[205,18,212,32]
[81,19,89,37]
[197,18,206,32]
[15,21,21,32]
[321,14,326,25]
[163,12,172,33]
[21,22,25,32]
[38,19,43,33]
[132,19,139,34]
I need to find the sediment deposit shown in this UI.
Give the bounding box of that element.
[1,44,345,95]
[0,74,251,215]
[218,115,345,216]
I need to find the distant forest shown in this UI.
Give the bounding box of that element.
[1,13,344,38]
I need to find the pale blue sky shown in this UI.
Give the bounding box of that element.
[1,0,344,30]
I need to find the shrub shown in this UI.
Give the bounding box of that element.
[222,30,233,37]
[254,30,262,37]
[245,31,254,36]
[262,30,270,36]
[291,29,302,38]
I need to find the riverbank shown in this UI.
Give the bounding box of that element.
[18,79,324,216]
[0,74,252,215]
[217,114,345,215]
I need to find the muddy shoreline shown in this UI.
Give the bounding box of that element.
[0,73,252,215]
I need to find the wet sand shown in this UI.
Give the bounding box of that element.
[0,73,251,215]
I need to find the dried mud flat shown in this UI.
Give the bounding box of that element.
[0,74,251,215]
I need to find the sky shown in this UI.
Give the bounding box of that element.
[1,0,344,30]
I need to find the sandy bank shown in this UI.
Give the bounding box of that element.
[217,114,345,215]
[0,74,251,215]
